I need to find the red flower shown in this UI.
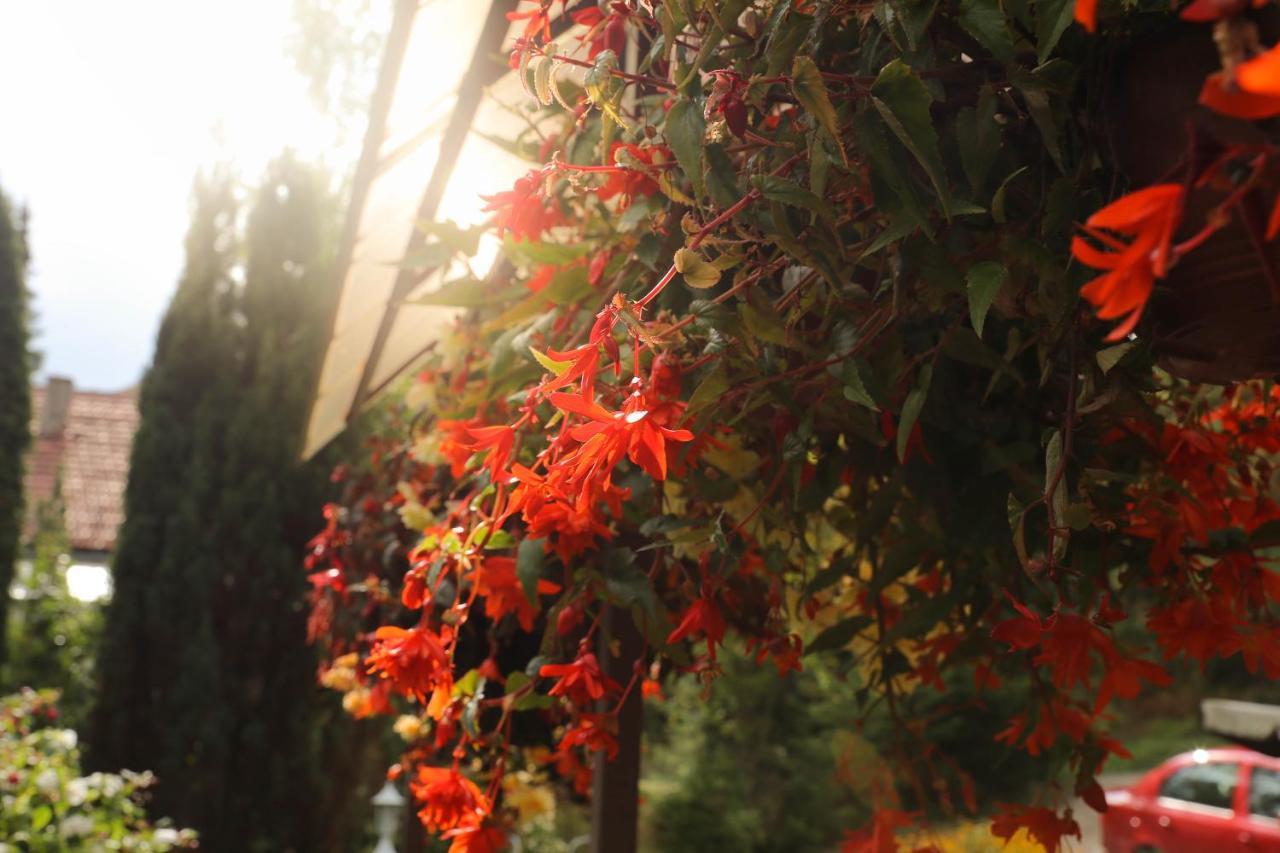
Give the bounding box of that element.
[991,803,1081,852]
[473,556,560,632]
[366,625,453,701]
[558,713,619,758]
[465,425,516,481]
[1074,0,1097,31]
[594,144,662,209]
[1071,184,1184,341]
[540,652,621,706]
[1199,72,1280,120]
[550,389,694,483]
[481,168,560,240]
[411,766,491,832]
[570,2,630,58]
[667,591,728,660]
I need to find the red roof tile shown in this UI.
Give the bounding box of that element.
[26,383,139,553]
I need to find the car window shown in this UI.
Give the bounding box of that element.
[1250,767,1280,820]
[1159,762,1238,811]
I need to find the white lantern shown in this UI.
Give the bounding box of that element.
[371,780,406,853]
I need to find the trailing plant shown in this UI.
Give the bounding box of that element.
[305,0,1280,849]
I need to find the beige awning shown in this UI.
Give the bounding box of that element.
[1202,698,1280,742]
[304,0,589,458]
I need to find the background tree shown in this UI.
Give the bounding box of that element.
[6,480,103,733]
[0,186,32,676]
[90,157,369,851]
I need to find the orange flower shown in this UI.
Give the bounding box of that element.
[472,556,560,632]
[1199,72,1280,120]
[366,625,453,701]
[1071,184,1184,341]
[442,821,506,853]
[411,766,491,833]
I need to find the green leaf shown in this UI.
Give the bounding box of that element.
[675,247,721,289]
[1007,493,1031,570]
[806,616,872,655]
[871,60,950,217]
[804,555,854,597]
[666,98,707,199]
[534,55,554,105]
[1096,342,1135,374]
[791,55,847,166]
[529,347,572,376]
[958,0,1016,62]
[991,166,1029,224]
[1036,0,1077,64]
[751,175,831,218]
[966,261,1007,338]
[955,85,1000,196]
[1045,429,1068,560]
[897,364,932,463]
[516,538,546,606]
[765,9,812,76]
[601,547,658,619]
[842,362,880,410]
[32,804,52,831]
[688,362,730,415]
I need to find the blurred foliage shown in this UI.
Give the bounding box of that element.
[642,646,869,852]
[0,688,196,850]
[5,485,102,734]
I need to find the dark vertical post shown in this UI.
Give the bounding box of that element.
[590,606,644,853]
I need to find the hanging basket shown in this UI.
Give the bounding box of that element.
[1105,21,1280,383]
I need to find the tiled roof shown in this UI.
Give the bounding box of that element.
[26,383,139,553]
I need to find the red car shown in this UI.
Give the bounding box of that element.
[1102,746,1280,851]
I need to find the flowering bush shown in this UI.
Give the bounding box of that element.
[0,689,196,850]
[305,0,1280,850]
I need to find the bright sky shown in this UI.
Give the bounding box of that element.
[0,2,347,392]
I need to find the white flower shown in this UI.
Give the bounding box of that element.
[34,768,59,796]
[66,777,89,806]
[153,828,180,845]
[59,814,94,838]
[52,729,78,750]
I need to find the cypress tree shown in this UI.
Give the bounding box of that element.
[0,188,32,677]
[91,157,363,850]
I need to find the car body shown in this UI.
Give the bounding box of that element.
[1102,746,1280,851]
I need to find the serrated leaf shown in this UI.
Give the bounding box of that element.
[675,247,721,289]
[529,347,572,376]
[991,166,1029,224]
[1045,429,1068,561]
[958,0,1016,62]
[966,261,1007,338]
[897,364,932,463]
[806,616,872,655]
[666,98,706,198]
[517,538,546,606]
[871,60,950,217]
[791,55,847,166]
[842,362,880,410]
[956,86,1000,196]
[1008,493,1030,569]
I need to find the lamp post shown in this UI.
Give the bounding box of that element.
[371,780,406,853]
